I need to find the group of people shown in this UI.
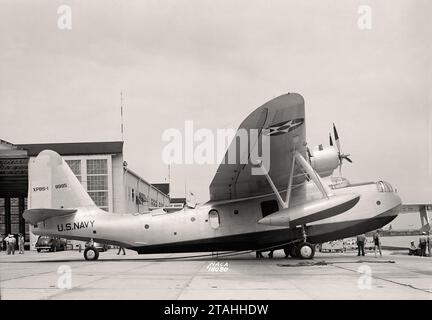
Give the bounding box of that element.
[355,230,382,257]
[409,231,432,257]
[255,230,384,259]
[259,230,432,259]
[0,233,25,255]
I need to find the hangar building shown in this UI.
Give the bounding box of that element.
[0,139,170,250]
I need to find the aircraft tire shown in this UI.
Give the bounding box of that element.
[298,242,315,259]
[84,247,99,261]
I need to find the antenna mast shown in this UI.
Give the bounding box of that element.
[120,91,124,141]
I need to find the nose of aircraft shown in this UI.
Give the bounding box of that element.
[389,192,402,210]
[376,182,402,217]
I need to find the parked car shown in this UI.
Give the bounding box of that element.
[319,240,345,253]
[35,236,67,252]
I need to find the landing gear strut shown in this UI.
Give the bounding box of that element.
[283,226,315,260]
[259,150,320,261]
[298,225,315,259]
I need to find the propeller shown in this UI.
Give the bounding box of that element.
[306,147,313,161]
[331,123,353,174]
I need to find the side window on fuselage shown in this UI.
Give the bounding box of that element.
[260,200,279,217]
[208,210,220,229]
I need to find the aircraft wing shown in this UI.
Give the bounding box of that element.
[400,204,431,214]
[209,93,307,201]
[399,204,431,232]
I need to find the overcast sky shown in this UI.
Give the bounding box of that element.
[1,0,431,207]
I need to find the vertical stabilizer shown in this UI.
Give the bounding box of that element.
[29,150,96,209]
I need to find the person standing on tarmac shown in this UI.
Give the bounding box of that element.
[373,230,382,258]
[427,231,432,257]
[419,232,428,257]
[6,234,16,255]
[117,246,126,255]
[18,234,25,254]
[356,233,366,256]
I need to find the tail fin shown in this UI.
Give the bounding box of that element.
[29,150,96,210]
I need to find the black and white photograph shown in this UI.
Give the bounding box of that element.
[0,0,431,308]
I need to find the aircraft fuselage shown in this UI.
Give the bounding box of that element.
[32,180,401,254]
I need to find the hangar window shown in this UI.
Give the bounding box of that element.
[87,159,108,175]
[65,160,82,182]
[88,191,108,209]
[87,159,109,211]
[260,200,279,218]
[87,175,108,191]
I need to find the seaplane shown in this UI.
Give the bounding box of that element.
[23,93,402,260]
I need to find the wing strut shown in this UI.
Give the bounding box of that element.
[261,150,333,210]
[419,206,431,233]
[293,151,333,198]
[285,155,296,207]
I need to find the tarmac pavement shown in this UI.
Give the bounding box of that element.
[0,249,431,300]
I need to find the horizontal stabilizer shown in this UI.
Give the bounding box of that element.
[23,208,77,225]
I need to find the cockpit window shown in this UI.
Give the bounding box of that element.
[376,181,393,192]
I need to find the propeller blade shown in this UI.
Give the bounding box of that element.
[333,123,341,153]
[333,123,339,140]
[307,147,312,159]
[331,124,353,175]
[344,156,353,163]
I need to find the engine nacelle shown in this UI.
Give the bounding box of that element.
[310,145,339,177]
